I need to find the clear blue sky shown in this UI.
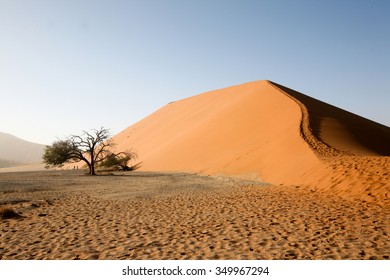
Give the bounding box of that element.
[1,0,389,144]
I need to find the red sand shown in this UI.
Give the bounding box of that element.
[113,80,389,203]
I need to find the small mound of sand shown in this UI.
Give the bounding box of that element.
[0,206,23,219]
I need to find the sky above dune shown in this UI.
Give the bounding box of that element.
[0,0,389,144]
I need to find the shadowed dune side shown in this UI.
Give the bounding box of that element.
[268,81,390,203]
[269,81,390,156]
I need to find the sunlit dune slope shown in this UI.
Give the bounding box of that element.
[114,80,321,184]
[113,80,389,202]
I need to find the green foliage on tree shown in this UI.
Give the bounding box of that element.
[43,140,74,167]
[42,127,136,175]
[98,151,136,171]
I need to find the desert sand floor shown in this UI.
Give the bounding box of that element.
[0,170,389,260]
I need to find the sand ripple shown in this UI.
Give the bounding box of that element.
[1,171,388,260]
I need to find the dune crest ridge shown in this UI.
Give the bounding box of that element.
[113,80,389,203]
[269,81,390,157]
[267,81,390,203]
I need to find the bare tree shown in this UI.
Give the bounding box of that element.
[43,127,135,175]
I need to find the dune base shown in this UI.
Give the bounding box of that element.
[0,171,388,260]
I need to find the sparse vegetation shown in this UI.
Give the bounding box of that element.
[42,127,137,175]
[98,151,137,171]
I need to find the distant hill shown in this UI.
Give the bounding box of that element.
[0,132,46,164]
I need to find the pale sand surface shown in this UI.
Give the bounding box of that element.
[0,163,46,173]
[1,170,388,260]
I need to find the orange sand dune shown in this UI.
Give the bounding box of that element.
[113,80,390,203]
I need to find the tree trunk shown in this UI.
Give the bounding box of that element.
[90,151,95,175]
[85,161,95,175]
[90,162,96,175]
